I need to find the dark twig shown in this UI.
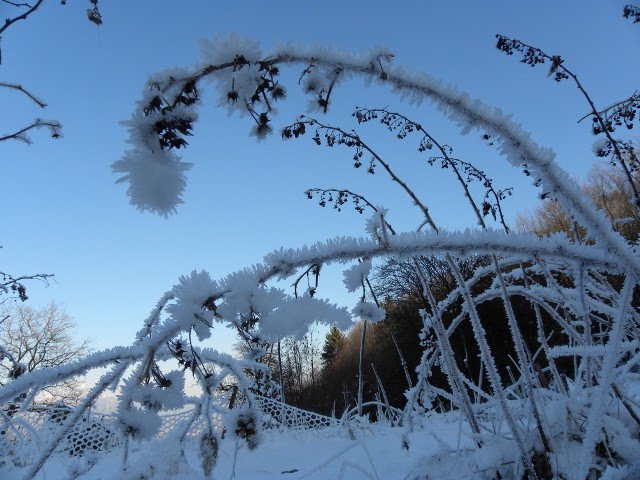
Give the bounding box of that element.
[354,107,512,233]
[0,0,44,64]
[284,116,439,232]
[0,119,62,143]
[304,188,398,234]
[292,263,320,298]
[496,35,640,208]
[1,1,32,8]
[0,270,53,302]
[577,92,640,124]
[0,82,47,108]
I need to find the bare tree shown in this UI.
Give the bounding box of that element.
[517,164,640,243]
[0,302,91,405]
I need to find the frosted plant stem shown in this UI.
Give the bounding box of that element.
[178,402,203,442]
[122,435,129,472]
[576,275,635,480]
[493,255,552,456]
[576,263,593,388]
[448,259,539,480]
[476,359,484,404]
[414,261,481,439]
[365,276,413,389]
[371,363,392,424]
[23,363,129,480]
[311,122,481,433]
[268,51,640,272]
[308,109,548,460]
[228,440,240,480]
[521,262,567,396]
[357,319,367,417]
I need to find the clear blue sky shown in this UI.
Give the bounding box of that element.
[1,0,638,352]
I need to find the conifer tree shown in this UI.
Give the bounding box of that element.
[321,326,345,367]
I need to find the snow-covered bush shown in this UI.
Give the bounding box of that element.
[3,17,640,479]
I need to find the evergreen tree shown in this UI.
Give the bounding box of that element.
[321,326,345,367]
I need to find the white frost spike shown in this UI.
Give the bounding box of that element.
[199,34,263,117]
[302,66,330,94]
[112,148,191,217]
[419,309,433,329]
[352,301,385,323]
[129,370,186,411]
[116,406,161,440]
[224,407,261,450]
[365,207,389,243]
[342,260,372,292]
[166,270,216,340]
[198,33,262,68]
[259,293,351,340]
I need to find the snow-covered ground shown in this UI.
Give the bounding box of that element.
[1,412,489,480]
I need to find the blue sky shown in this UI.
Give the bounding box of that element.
[1,0,638,353]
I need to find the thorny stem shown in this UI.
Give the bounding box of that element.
[299,118,484,419]
[494,257,553,457]
[300,107,607,465]
[577,276,635,480]
[521,263,567,396]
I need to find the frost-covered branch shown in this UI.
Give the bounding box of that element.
[116,38,639,276]
[0,82,47,107]
[0,269,53,302]
[0,118,62,144]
